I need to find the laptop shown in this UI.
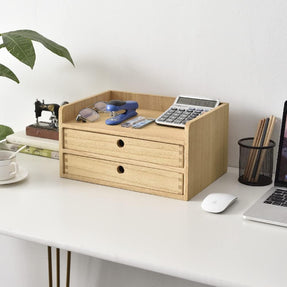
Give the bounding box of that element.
[243,100,287,227]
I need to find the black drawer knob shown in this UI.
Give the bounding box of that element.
[117,166,125,174]
[117,139,125,148]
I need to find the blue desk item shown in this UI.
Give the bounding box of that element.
[105,100,138,125]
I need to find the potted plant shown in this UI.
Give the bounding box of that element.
[0,29,74,83]
[0,29,74,139]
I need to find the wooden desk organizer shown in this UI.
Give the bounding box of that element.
[59,91,229,200]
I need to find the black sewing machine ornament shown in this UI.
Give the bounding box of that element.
[26,99,65,140]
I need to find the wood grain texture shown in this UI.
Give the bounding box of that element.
[184,103,229,200]
[63,129,183,168]
[64,154,183,195]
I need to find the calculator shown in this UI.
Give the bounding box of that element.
[155,95,220,128]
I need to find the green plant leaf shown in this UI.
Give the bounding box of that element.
[0,29,74,83]
[0,64,20,83]
[2,32,35,69]
[7,30,74,66]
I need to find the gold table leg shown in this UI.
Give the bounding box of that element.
[66,251,71,287]
[48,246,53,287]
[47,247,71,287]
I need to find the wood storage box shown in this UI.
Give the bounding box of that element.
[59,90,229,200]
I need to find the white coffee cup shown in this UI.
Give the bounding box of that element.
[0,151,18,181]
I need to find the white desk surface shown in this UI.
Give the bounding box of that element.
[0,154,286,287]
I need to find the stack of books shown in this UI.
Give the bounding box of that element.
[243,115,276,183]
[1,131,59,160]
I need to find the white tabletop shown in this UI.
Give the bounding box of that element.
[0,154,286,287]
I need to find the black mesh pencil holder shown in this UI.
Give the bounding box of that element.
[238,137,275,186]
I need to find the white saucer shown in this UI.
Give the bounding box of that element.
[0,165,28,185]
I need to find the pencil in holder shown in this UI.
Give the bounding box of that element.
[238,137,275,186]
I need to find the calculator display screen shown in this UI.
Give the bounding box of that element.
[176,97,217,107]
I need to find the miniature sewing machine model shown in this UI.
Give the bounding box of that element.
[26,99,62,140]
[105,100,138,125]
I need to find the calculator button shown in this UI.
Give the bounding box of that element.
[158,107,203,126]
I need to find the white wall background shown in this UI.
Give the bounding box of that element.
[1,0,287,286]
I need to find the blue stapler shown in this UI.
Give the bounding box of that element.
[105,100,138,125]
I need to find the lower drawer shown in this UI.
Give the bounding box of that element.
[63,154,183,195]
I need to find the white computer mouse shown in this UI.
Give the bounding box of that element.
[201,193,237,213]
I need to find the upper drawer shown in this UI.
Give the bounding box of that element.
[63,129,184,168]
